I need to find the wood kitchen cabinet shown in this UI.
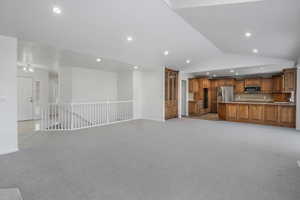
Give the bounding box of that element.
[226,104,237,120]
[278,106,295,127]
[249,105,264,122]
[218,103,226,120]
[283,68,296,92]
[264,105,279,124]
[189,79,199,93]
[261,78,273,93]
[272,75,283,93]
[237,104,249,121]
[224,79,235,86]
[235,80,245,94]
[245,78,261,87]
[202,78,210,88]
[219,103,295,128]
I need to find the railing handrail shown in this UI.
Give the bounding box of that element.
[40,100,134,131]
[47,100,133,106]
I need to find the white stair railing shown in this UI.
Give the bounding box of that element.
[40,100,133,131]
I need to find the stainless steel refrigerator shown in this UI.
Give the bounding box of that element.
[217,86,234,103]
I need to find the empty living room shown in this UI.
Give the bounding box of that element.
[1,0,300,199]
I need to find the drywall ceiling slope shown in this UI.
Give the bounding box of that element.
[18,41,134,72]
[175,0,300,61]
[0,0,221,69]
[168,0,264,9]
[183,53,295,73]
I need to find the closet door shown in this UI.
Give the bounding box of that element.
[165,68,179,120]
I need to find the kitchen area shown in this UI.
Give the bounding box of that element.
[188,68,296,128]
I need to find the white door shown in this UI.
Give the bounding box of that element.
[18,77,33,121]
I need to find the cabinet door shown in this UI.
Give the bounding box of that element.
[283,69,296,92]
[264,105,278,124]
[235,80,244,94]
[226,104,237,120]
[245,78,261,87]
[218,103,226,120]
[188,79,193,93]
[249,105,264,122]
[237,104,249,120]
[193,79,199,93]
[261,78,273,93]
[278,106,295,127]
[272,76,282,92]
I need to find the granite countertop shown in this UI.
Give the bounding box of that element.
[218,101,296,106]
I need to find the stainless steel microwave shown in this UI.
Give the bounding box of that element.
[244,86,261,93]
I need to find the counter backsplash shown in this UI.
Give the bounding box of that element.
[235,93,273,102]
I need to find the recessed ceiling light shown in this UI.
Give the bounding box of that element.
[253,49,258,54]
[186,60,191,64]
[96,58,102,62]
[127,36,133,42]
[213,74,217,77]
[164,51,169,56]
[28,67,34,73]
[245,32,252,38]
[52,6,62,15]
[230,69,234,73]
[133,66,139,70]
[206,72,210,75]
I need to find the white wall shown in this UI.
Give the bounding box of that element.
[140,67,165,121]
[133,71,142,119]
[117,71,133,101]
[71,67,118,102]
[0,35,18,155]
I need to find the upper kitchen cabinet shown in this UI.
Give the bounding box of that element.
[261,78,273,93]
[224,79,235,86]
[189,79,199,93]
[272,75,283,93]
[235,80,244,94]
[245,78,261,87]
[283,68,296,92]
[202,78,210,88]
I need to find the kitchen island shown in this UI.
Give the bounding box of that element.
[218,101,296,128]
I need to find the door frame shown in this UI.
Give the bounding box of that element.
[17,76,34,121]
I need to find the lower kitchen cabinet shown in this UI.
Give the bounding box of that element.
[226,104,237,120]
[237,104,249,121]
[249,105,264,122]
[278,106,295,127]
[264,105,278,124]
[218,103,295,128]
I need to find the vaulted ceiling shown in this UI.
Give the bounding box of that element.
[0,0,298,73]
[174,0,300,61]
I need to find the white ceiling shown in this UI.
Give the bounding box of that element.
[0,0,221,70]
[0,0,298,73]
[17,41,134,72]
[175,0,300,61]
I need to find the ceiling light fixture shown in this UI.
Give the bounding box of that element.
[213,74,217,77]
[245,32,252,38]
[253,49,258,54]
[164,51,169,56]
[96,58,102,62]
[235,72,239,76]
[127,36,133,42]
[133,66,139,70]
[186,60,191,64]
[52,6,62,15]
